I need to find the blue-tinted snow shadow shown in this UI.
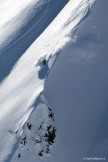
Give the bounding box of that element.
[0,0,68,83]
[38,64,49,80]
[4,137,21,162]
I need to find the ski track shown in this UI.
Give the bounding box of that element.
[0,3,48,55]
[0,0,49,50]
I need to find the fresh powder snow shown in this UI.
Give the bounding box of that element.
[1,0,108,162]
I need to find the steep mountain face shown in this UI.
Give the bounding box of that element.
[1,0,108,162]
[0,0,68,50]
[45,1,108,162]
[0,0,68,82]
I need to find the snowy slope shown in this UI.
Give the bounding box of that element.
[0,0,68,82]
[0,0,68,50]
[0,0,45,49]
[45,0,108,162]
[0,0,100,162]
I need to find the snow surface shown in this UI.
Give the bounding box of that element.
[45,1,108,162]
[0,0,68,82]
[1,0,108,162]
[0,0,49,49]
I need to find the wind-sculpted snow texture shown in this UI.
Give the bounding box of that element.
[1,0,106,162]
[0,0,68,82]
[45,1,108,162]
